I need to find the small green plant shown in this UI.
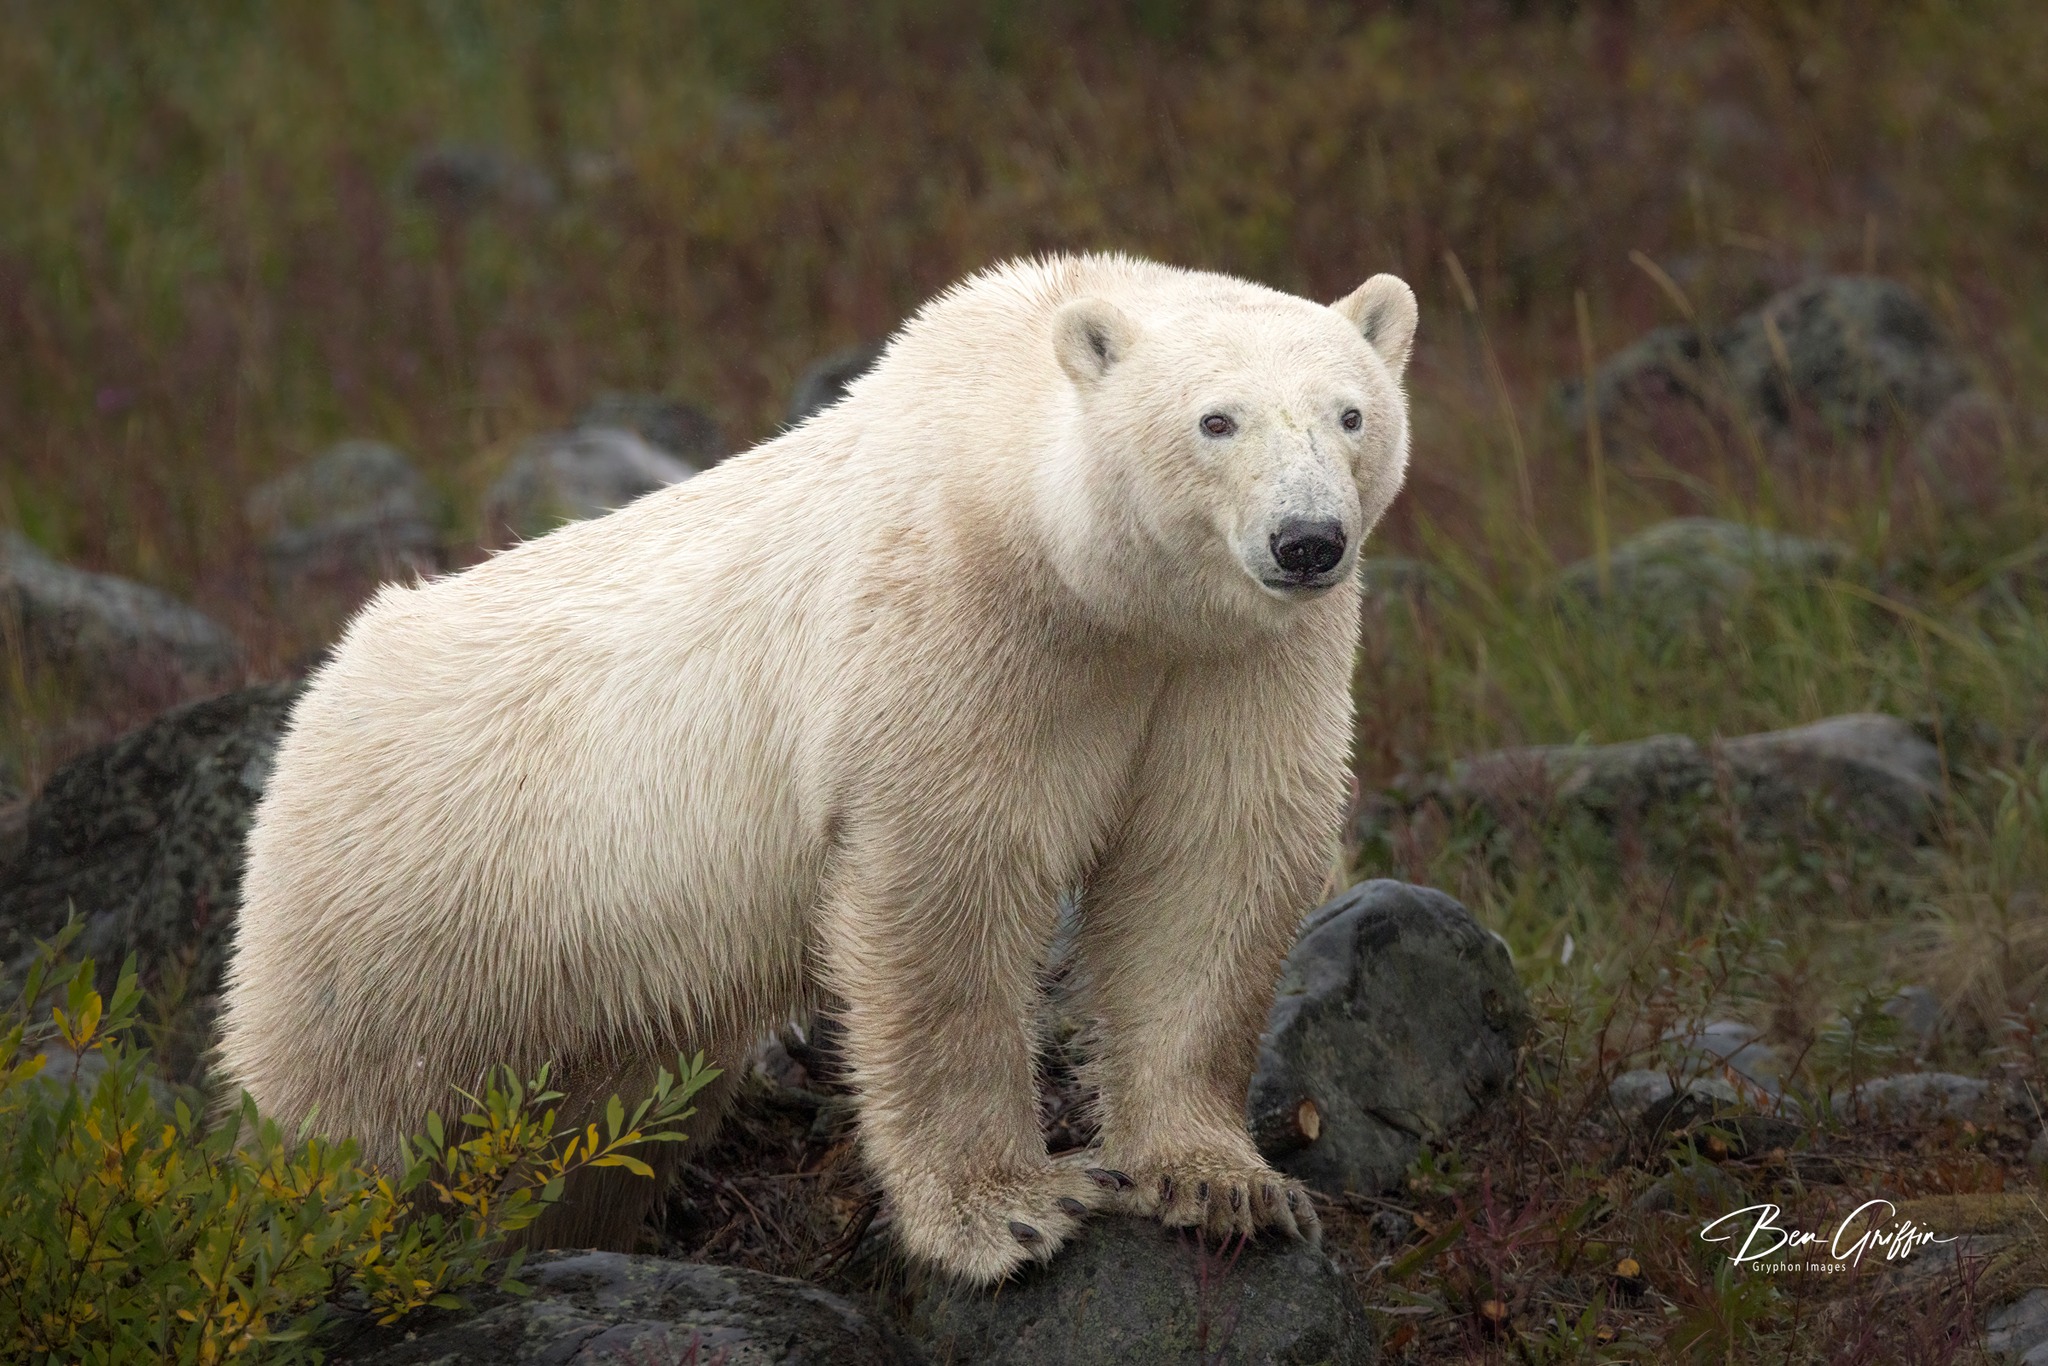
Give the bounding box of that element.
[1403,1142,1475,1200]
[0,925,717,1364]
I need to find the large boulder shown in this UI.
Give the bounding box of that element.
[907,1217,1373,1365]
[786,344,884,426]
[1412,712,1941,851]
[1246,880,1529,1197]
[330,1251,909,1365]
[246,441,440,592]
[574,392,727,466]
[0,682,301,1083]
[1,531,241,710]
[1564,276,1968,446]
[484,427,697,541]
[1556,517,1850,632]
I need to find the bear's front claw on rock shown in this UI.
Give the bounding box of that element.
[1098,1151,1321,1243]
[1008,1220,1041,1244]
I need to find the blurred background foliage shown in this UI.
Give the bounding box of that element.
[4,0,2043,616]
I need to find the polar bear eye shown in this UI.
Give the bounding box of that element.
[1341,408,1363,432]
[1200,414,1235,437]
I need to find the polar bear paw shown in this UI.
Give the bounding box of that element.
[893,1164,1108,1283]
[1084,1149,1321,1245]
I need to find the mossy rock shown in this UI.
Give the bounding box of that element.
[0,682,303,1083]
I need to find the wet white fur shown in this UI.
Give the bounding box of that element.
[216,252,1416,1280]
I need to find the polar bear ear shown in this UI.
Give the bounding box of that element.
[1333,274,1418,378]
[1052,298,1138,387]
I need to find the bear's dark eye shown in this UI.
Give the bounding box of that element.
[1201,413,1235,437]
[1341,408,1363,432]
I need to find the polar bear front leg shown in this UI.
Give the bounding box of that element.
[818,844,1109,1284]
[1075,644,1354,1245]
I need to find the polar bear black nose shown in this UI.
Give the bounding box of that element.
[1270,519,1348,577]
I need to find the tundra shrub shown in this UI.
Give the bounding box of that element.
[0,926,716,1364]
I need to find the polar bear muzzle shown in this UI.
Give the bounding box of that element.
[1266,517,1349,588]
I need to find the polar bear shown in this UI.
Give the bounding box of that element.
[215,253,1417,1283]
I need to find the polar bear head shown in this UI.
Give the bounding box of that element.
[1048,271,1417,634]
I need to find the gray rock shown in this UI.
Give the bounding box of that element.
[0,682,302,1084]
[748,1032,813,1092]
[1450,733,1715,827]
[1246,880,1529,1196]
[1883,984,1943,1051]
[1664,1019,1783,1095]
[1716,276,1968,436]
[1841,1072,2005,1123]
[1368,1208,1415,1247]
[403,143,556,215]
[246,441,440,589]
[1557,517,1851,629]
[331,1250,907,1365]
[574,392,727,465]
[1986,1288,2048,1365]
[1718,713,1941,843]
[1423,712,1940,848]
[1615,1067,1801,1161]
[1608,1068,1744,1120]
[0,532,241,708]
[1560,324,1706,445]
[1564,276,1967,444]
[484,427,697,541]
[908,1217,1373,1365]
[787,344,884,426]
